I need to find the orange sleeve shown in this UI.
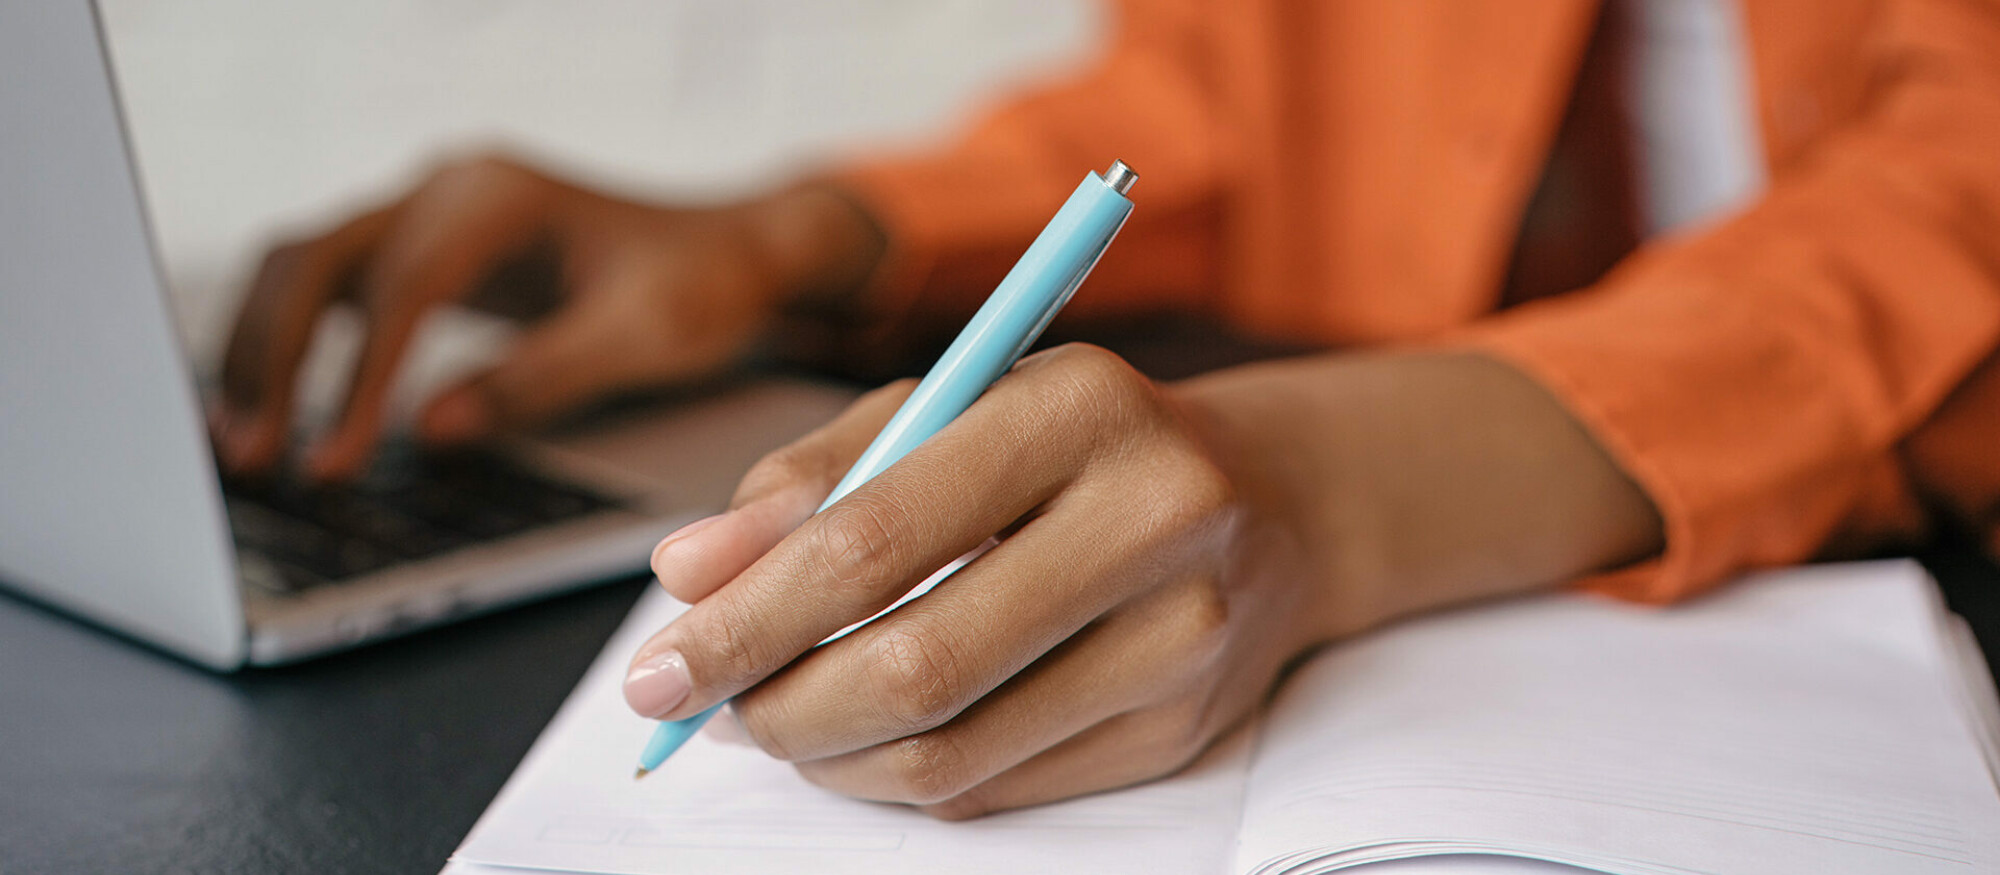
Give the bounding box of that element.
[827,0,1230,333]
[1460,0,2000,602]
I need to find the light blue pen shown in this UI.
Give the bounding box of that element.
[635,159,1139,777]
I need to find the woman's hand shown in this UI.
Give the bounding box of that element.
[623,343,1316,818]
[622,345,1664,818]
[215,152,884,479]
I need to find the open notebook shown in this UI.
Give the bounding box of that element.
[444,560,2000,874]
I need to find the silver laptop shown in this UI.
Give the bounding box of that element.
[0,0,856,669]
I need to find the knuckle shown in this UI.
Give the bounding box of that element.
[1180,451,1238,516]
[424,151,527,190]
[736,443,829,506]
[1116,447,1239,579]
[1124,579,1232,681]
[697,599,768,690]
[1183,576,1233,634]
[1172,583,1234,673]
[1040,341,1128,380]
[864,624,966,735]
[410,152,547,215]
[808,497,909,596]
[884,731,972,804]
[258,240,309,272]
[1159,449,1241,541]
[1038,343,1147,420]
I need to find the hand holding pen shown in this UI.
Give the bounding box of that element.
[618,162,1305,816]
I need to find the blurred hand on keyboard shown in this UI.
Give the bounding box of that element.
[213,152,886,480]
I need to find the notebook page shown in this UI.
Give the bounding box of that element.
[1232,560,2000,875]
[1940,613,2000,789]
[448,586,1252,875]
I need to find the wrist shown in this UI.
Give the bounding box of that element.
[741,184,889,313]
[1172,351,1664,645]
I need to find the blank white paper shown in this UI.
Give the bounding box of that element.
[1233,560,2000,875]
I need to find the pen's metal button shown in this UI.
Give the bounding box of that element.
[1103,160,1138,195]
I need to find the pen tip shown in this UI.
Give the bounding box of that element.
[634,767,651,780]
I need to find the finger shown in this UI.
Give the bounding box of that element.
[729,481,1214,761]
[306,158,560,479]
[415,253,741,446]
[217,205,397,471]
[639,381,917,606]
[413,296,634,447]
[624,356,1115,721]
[915,585,1283,820]
[774,575,1226,803]
[919,703,1223,820]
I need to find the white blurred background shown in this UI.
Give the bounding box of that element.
[99,0,1099,406]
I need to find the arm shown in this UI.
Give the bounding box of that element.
[1459,0,2000,600]
[620,344,1659,819]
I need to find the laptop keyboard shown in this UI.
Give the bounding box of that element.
[222,444,624,595]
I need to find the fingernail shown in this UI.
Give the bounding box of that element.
[651,514,725,572]
[424,391,490,445]
[699,704,754,748]
[624,650,692,718]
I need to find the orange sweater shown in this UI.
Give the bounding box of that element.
[835,0,2000,602]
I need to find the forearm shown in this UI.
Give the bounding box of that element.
[1174,350,1664,645]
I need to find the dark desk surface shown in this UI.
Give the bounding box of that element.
[0,575,647,875]
[4,546,1997,875]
